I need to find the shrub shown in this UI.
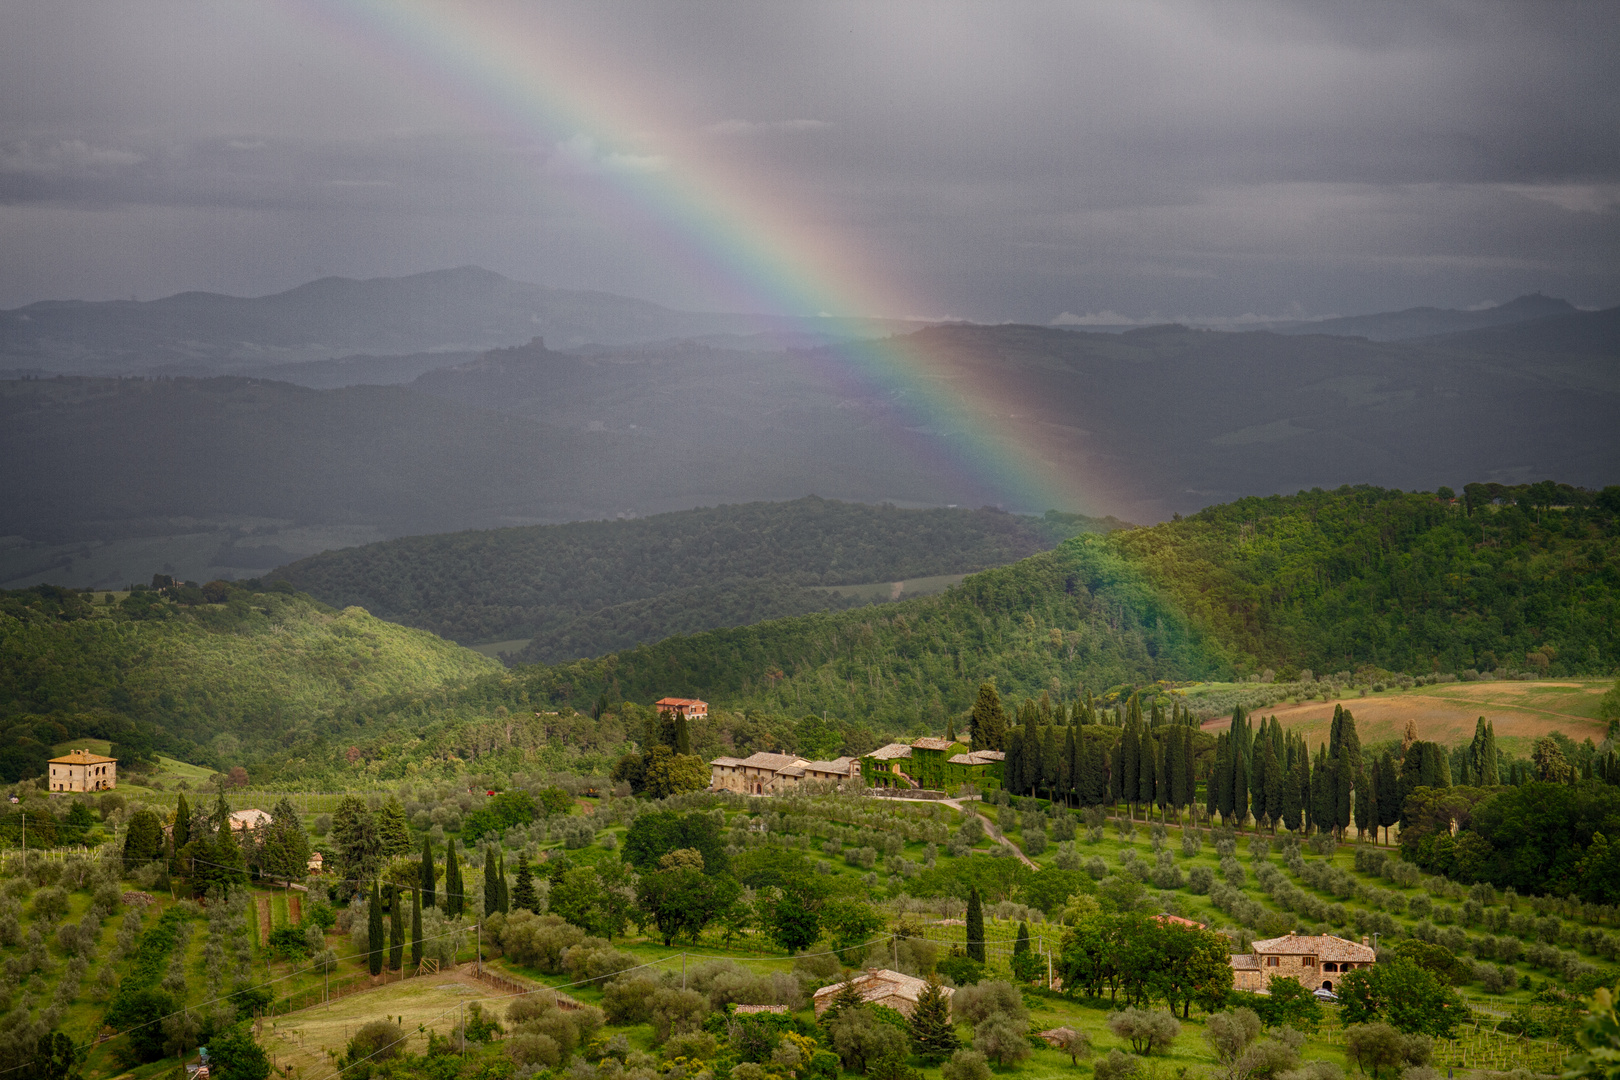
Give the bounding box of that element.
[505,993,604,1066]
[602,975,662,1024]
[346,1019,405,1067]
[649,987,708,1043]
[950,979,1028,1026]
[1188,866,1215,894]
[499,911,584,972]
[1345,1024,1431,1080]
[1022,829,1048,857]
[972,1012,1031,1066]
[940,1050,991,1080]
[1093,1049,1143,1080]
[1107,1008,1181,1055]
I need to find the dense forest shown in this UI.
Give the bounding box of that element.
[510,484,1620,720]
[274,498,1113,658]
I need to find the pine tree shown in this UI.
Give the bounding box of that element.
[419,837,436,911]
[965,887,986,963]
[909,974,960,1061]
[377,799,412,858]
[513,854,538,913]
[970,682,1007,752]
[444,840,462,917]
[388,885,404,972]
[367,882,384,976]
[411,887,424,970]
[824,978,867,1022]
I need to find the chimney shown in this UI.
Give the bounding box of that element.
[1361,936,1369,946]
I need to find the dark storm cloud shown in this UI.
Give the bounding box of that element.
[1,1,1616,317]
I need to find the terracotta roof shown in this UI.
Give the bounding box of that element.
[948,751,1004,766]
[1252,933,1375,963]
[656,697,708,708]
[1230,953,1261,970]
[777,765,807,777]
[910,737,957,751]
[738,752,808,771]
[811,969,946,1004]
[229,809,272,829]
[802,758,857,774]
[867,743,913,760]
[49,750,117,764]
[710,757,745,767]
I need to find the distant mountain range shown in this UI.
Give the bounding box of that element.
[0,267,1614,591]
[1267,292,1579,341]
[0,265,918,377]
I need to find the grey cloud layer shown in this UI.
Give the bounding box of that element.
[1,1,1616,317]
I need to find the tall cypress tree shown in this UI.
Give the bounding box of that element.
[1041,725,1061,803]
[1005,730,1025,797]
[444,840,462,917]
[1376,751,1401,844]
[675,712,691,756]
[1481,720,1500,786]
[411,887,424,970]
[1013,921,1031,958]
[965,887,986,963]
[367,882,384,976]
[1353,767,1373,841]
[1061,725,1077,804]
[1020,701,1041,795]
[498,852,510,914]
[1122,718,1141,812]
[1211,732,1229,819]
[1109,737,1123,807]
[1281,748,1304,832]
[419,837,435,911]
[1262,738,1283,829]
[484,846,501,917]
[388,885,404,972]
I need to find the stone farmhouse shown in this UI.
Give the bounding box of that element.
[48,750,117,793]
[1229,932,1376,993]
[709,752,861,795]
[811,969,950,1018]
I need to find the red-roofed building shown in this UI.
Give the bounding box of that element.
[656,698,709,719]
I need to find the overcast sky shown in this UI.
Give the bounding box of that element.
[2,1,1617,322]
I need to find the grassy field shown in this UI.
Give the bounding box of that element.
[1194,678,1611,755]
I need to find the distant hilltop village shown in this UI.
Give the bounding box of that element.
[662,697,1007,797]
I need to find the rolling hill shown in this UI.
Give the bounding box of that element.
[506,484,1620,725]
[270,497,1116,659]
[0,579,499,780]
[1269,292,1577,341]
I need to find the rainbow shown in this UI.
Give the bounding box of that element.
[295,0,1107,514]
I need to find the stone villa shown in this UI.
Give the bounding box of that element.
[1229,932,1377,993]
[48,750,117,793]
